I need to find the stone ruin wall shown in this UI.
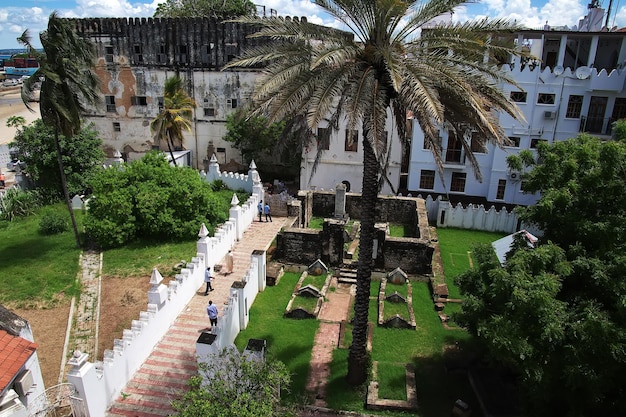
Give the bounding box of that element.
[278,191,433,274]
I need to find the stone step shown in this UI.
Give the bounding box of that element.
[107,399,172,417]
[337,277,357,285]
[125,379,186,396]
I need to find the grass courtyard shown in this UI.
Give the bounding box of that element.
[233,227,505,416]
[1,199,507,415]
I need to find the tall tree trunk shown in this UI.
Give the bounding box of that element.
[167,134,178,167]
[347,136,377,385]
[54,129,81,248]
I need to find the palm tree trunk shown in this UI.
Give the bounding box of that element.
[167,135,178,167]
[54,129,81,248]
[347,136,377,385]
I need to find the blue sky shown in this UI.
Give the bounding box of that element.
[1,0,625,49]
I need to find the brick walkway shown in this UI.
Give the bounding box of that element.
[305,279,354,407]
[106,217,292,417]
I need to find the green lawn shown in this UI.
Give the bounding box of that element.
[0,189,246,305]
[234,272,319,401]
[436,228,506,299]
[0,204,83,307]
[102,239,197,278]
[325,281,476,415]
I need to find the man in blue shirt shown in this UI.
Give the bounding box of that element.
[258,200,263,222]
[207,300,218,328]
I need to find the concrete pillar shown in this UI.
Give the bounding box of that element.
[249,160,264,202]
[557,34,568,68]
[67,351,106,417]
[147,268,168,309]
[196,332,218,365]
[229,193,243,240]
[197,223,210,261]
[437,200,451,227]
[206,153,220,182]
[334,182,347,219]
[587,35,599,68]
[251,249,266,292]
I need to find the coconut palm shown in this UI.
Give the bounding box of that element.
[227,0,527,385]
[150,76,197,166]
[19,12,100,248]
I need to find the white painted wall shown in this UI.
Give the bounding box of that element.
[408,57,626,206]
[300,108,403,195]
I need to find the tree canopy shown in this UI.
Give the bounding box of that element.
[457,125,626,415]
[226,0,526,384]
[85,152,231,248]
[150,76,197,167]
[10,119,104,202]
[155,0,256,18]
[19,12,101,247]
[172,347,293,417]
[224,108,285,165]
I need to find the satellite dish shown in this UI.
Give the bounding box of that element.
[575,66,592,79]
[553,65,564,76]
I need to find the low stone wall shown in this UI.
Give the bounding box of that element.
[276,228,323,266]
[383,237,433,274]
[298,191,421,237]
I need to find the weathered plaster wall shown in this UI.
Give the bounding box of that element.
[67,17,267,169]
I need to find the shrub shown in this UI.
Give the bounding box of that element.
[210,179,228,192]
[85,152,224,248]
[0,188,39,221]
[39,211,68,235]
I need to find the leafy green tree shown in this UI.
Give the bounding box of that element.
[85,152,225,248]
[172,347,293,417]
[10,119,104,202]
[150,76,197,167]
[227,0,526,384]
[155,0,256,18]
[458,130,626,415]
[19,12,100,247]
[224,108,286,164]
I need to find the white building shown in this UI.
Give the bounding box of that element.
[0,306,46,417]
[408,6,626,206]
[299,108,404,195]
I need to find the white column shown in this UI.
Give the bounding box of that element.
[229,193,243,240]
[66,352,106,417]
[251,249,266,292]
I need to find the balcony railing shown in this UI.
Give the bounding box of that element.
[580,116,615,136]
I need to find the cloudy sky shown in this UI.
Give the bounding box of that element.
[1,0,625,50]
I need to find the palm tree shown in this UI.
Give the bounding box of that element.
[20,12,100,248]
[150,76,197,166]
[227,0,527,385]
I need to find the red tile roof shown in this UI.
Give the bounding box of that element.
[0,330,37,393]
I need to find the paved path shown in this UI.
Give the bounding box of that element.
[106,217,293,417]
[306,279,354,407]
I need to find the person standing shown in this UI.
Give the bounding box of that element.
[258,200,263,222]
[224,250,234,275]
[264,202,273,222]
[207,300,218,328]
[204,266,214,295]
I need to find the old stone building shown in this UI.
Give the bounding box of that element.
[67,17,287,170]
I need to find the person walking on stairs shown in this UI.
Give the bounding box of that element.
[258,201,263,222]
[204,266,214,295]
[264,202,272,222]
[207,300,218,329]
[224,250,234,275]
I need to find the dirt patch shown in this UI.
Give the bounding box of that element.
[13,304,70,388]
[10,275,148,388]
[97,275,151,361]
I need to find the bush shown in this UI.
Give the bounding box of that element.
[0,188,39,221]
[85,152,224,248]
[39,211,69,235]
[210,179,228,192]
